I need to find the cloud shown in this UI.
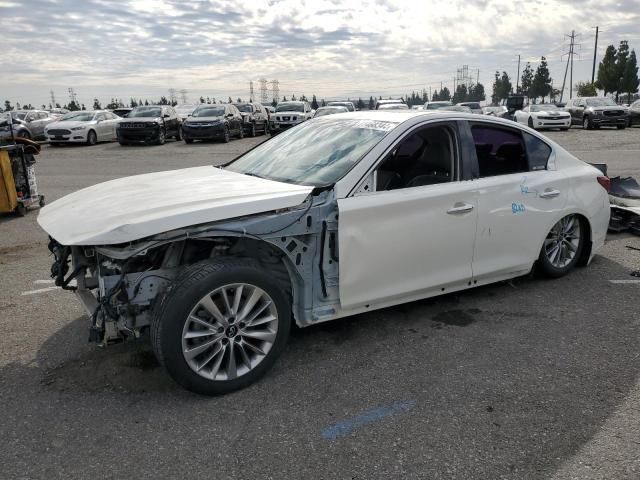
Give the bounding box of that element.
[0,0,638,106]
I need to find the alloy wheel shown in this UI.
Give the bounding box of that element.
[543,215,581,269]
[181,283,279,381]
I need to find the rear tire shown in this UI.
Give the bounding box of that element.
[156,129,166,145]
[223,127,230,143]
[537,214,585,278]
[151,258,291,396]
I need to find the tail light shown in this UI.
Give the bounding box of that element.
[597,176,611,192]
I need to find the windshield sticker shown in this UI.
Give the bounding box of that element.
[349,120,397,131]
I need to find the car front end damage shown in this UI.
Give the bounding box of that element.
[46,189,341,346]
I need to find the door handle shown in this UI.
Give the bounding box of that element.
[539,189,561,199]
[447,203,474,214]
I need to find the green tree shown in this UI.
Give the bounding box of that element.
[311,95,319,109]
[144,99,149,106]
[228,96,233,103]
[596,45,618,95]
[321,98,326,107]
[622,49,639,103]
[271,99,277,107]
[200,96,205,103]
[452,84,468,103]
[130,98,138,107]
[67,100,80,111]
[575,82,597,97]
[237,98,242,103]
[291,94,297,101]
[81,104,86,110]
[93,98,102,110]
[439,87,451,101]
[282,96,287,102]
[468,83,486,102]
[520,62,534,99]
[4,100,13,111]
[531,56,552,102]
[368,96,375,109]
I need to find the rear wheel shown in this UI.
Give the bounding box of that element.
[18,130,31,140]
[151,258,291,395]
[537,214,585,278]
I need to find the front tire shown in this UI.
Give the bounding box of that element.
[86,130,97,146]
[583,116,592,130]
[175,127,182,140]
[223,126,230,143]
[528,117,535,129]
[537,214,585,278]
[151,258,291,395]
[156,128,166,145]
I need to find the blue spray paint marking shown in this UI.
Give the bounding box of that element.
[322,400,416,440]
[520,176,539,196]
[512,202,526,214]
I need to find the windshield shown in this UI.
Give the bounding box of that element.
[586,98,617,107]
[460,103,480,109]
[426,102,452,110]
[192,107,225,117]
[379,104,408,110]
[226,118,396,186]
[60,111,95,121]
[530,104,558,112]
[129,107,162,118]
[314,107,347,117]
[236,104,254,113]
[276,103,304,113]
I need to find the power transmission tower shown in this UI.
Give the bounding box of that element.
[270,79,279,104]
[591,26,599,83]
[179,89,188,104]
[560,31,580,102]
[67,88,77,105]
[259,78,268,104]
[249,81,254,102]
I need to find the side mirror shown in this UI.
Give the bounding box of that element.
[187,113,192,117]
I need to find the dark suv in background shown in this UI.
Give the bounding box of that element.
[565,97,627,130]
[234,103,269,136]
[116,105,181,145]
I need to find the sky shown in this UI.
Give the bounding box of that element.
[1,0,639,107]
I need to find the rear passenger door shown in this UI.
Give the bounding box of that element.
[466,122,568,279]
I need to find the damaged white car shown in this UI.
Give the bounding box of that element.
[38,111,610,395]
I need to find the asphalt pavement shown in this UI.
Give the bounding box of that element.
[1,126,639,479]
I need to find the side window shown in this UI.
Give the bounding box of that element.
[39,112,48,119]
[523,132,552,171]
[375,124,456,191]
[96,113,105,121]
[471,125,528,177]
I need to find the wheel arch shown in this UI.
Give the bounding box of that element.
[535,210,593,267]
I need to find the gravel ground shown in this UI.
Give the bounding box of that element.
[1,125,639,480]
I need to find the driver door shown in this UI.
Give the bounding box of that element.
[337,122,478,309]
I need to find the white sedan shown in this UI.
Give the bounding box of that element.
[39,111,609,395]
[514,104,571,130]
[45,110,121,145]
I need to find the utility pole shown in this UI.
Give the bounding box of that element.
[50,90,56,107]
[569,31,575,99]
[560,30,579,102]
[259,78,268,104]
[516,55,521,93]
[249,81,254,102]
[591,26,599,84]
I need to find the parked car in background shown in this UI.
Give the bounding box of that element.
[514,104,571,131]
[112,107,132,118]
[117,105,182,145]
[482,106,508,117]
[49,108,69,119]
[627,99,640,127]
[376,99,405,110]
[45,110,121,145]
[423,101,453,110]
[440,105,472,113]
[565,97,627,130]
[411,105,424,110]
[0,110,56,140]
[182,104,244,143]
[0,111,34,141]
[378,103,410,110]
[327,101,356,112]
[503,95,528,119]
[234,103,269,136]
[175,104,198,122]
[39,110,610,395]
[313,106,349,117]
[271,101,313,132]
[457,102,482,114]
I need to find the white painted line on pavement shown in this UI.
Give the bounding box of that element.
[609,280,640,284]
[21,286,60,296]
[33,279,56,284]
